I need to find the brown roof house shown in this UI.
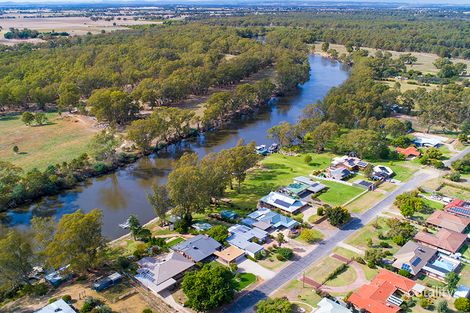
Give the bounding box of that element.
[392,241,437,277]
[426,211,470,233]
[214,245,245,265]
[414,229,467,254]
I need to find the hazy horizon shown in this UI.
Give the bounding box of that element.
[0,0,469,6]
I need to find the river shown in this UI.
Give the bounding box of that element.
[2,55,349,240]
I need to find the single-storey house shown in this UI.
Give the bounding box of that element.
[331,155,369,172]
[325,167,352,181]
[315,298,352,313]
[245,208,299,231]
[413,136,442,148]
[259,191,308,214]
[291,176,327,195]
[135,253,194,294]
[392,241,437,277]
[426,210,470,233]
[227,224,268,257]
[348,269,419,313]
[172,234,221,262]
[414,229,467,254]
[214,245,245,266]
[396,146,421,159]
[372,165,394,181]
[445,199,470,218]
[36,299,76,313]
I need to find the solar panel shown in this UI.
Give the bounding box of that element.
[274,199,291,208]
[412,257,422,267]
[401,264,411,272]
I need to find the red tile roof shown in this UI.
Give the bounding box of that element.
[414,229,467,253]
[427,210,470,233]
[348,269,415,313]
[395,146,421,158]
[445,199,466,210]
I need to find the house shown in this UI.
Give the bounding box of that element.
[396,146,421,159]
[214,245,245,266]
[445,199,470,218]
[93,272,122,292]
[372,165,394,181]
[392,241,437,277]
[413,136,442,148]
[348,269,418,313]
[227,224,268,257]
[422,253,460,281]
[325,167,352,181]
[135,253,194,293]
[331,155,369,172]
[259,191,308,214]
[245,208,299,231]
[290,176,327,196]
[36,299,76,313]
[172,234,221,262]
[453,285,470,299]
[315,298,352,313]
[414,229,467,254]
[426,210,470,233]
[354,179,376,190]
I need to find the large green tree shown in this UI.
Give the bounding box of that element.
[256,297,293,313]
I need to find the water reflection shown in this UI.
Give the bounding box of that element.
[3,55,349,239]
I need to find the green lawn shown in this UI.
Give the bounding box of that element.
[272,279,322,308]
[166,237,184,247]
[346,217,401,254]
[234,272,257,291]
[226,152,335,209]
[0,113,96,171]
[316,179,364,207]
[325,265,357,287]
[306,256,344,284]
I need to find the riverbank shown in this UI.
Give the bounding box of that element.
[2,55,350,239]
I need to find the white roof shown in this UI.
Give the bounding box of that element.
[260,191,306,213]
[414,137,442,147]
[454,285,470,298]
[35,299,76,313]
[373,165,394,175]
[315,298,352,313]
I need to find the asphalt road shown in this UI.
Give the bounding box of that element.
[225,168,441,313]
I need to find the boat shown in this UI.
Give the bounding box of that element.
[119,218,130,229]
[255,145,268,156]
[268,143,279,153]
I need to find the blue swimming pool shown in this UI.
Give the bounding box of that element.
[430,256,457,272]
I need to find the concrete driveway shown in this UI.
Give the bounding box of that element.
[237,259,275,280]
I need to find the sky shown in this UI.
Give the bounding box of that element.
[0,0,469,5]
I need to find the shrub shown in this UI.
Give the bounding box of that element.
[304,155,312,164]
[299,228,322,243]
[398,269,413,278]
[419,297,431,309]
[276,248,294,261]
[447,171,461,182]
[48,297,58,304]
[117,256,131,269]
[379,241,391,248]
[454,297,470,312]
[142,309,153,313]
[436,300,448,313]
[62,295,72,303]
[317,207,324,216]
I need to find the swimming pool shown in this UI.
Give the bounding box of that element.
[430,255,458,272]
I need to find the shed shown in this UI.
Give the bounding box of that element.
[221,210,238,220]
[93,272,123,291]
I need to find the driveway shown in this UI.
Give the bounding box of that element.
[225,167,442,313]
[237,259,276,280]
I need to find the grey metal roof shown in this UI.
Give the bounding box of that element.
[35,299,76,313]
[172,234,221,262]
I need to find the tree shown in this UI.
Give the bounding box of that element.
[31,216,56,261]
[21,112,35,126]
[454,297,470,312]
[88,88,138,125]
[307,122,340,152]
[325,206,351,227]
[321,42,329,52]
[147,184,171,224]
[46,209,105,274]
[276,247,293,261]
[334,129,389,160]
[0,230,34,291]
[276,233,285,246]
[394,191,425,218]
[226,140,260,193]
[299,229,322,243]
[419,297,431,309]
[268,122,297,147]
[445,271,459,294]
[207,225,229,243]
[58,83,80,112]
[88,130,119,161]
[256,297,293,313]
[364,248,386,267]
[128,215,141,240]
[34,112,48,126]
[126,118,159,153]
[182,263,235,311]
[436,300,449,313]
[0,161,23,208]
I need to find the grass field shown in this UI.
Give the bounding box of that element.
[0,113,96,171]
[233,273,257,291]
[345,191,386,214]
[346,217,401,254]
[316,179,364,207]
[226,153,334,209]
